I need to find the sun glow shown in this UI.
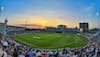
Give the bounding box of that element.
[25,16,76,28]
[8,15,76,29]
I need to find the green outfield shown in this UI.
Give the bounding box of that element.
[14,33,88,49]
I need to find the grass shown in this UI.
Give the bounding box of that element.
[14,33,88,49]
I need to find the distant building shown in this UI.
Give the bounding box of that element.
[57,25,67,30]
[0,23,5,34]
[57,25,78,33]
[45,25,78,33]
[7,25,26,35]
[7,25,25,32]
[46,27,57,32]
[65,28,79,33]
[0,22,26,34]
[79,22,89,32]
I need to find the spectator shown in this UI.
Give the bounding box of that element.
[0,48,3,57]
[36,50,42,57]
[13,48,18,57]
[2,50,8,57]
[18,52,25,57]
[2,40,8,49]
[28,48,34,57]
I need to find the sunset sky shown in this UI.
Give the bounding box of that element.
[0,0,100,29]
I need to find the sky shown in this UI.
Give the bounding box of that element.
[0,0,100,29]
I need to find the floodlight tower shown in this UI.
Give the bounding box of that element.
[0,6,7,38]
[96,12,100,40]
[25,19,28,28]
[0,6,7,39]
[96,12,99,29]
[3,18,8,38]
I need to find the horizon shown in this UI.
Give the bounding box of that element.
[0,0,100,29]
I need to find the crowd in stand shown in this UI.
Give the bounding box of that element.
[0,34,100,57]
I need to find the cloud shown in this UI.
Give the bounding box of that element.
[84,3,95,12]
[18,24,44,29]
[82,3,95,18]
[8,9,77,28]
[25,9,69,19]
[85,6,93,11]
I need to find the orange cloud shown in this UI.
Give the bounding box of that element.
[8,16,76,28]
[25,16,76,28]
[8,11,76,28]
